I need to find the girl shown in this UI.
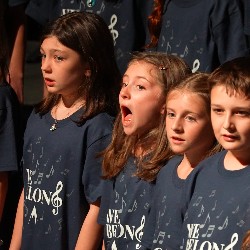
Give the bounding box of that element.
[141,73,221,249]
[10,11,121,250]
[98,51,191,249]
[146,0,249,73]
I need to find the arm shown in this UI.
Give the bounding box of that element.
[9,189,24,250]
[75,200,103,250]
[7,4,26,103]
[0,172,8,221]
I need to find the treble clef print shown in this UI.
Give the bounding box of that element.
[108,14,118,45]
[51,181,63,215]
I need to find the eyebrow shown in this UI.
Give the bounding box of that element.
[123,75,152,84]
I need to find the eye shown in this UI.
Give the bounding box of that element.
[136,85,145,90]
[122,82,128,88]
[185,115,196,122]
[166,111,175,119]
[54,55,64,62]
[235,110,250,117]
[40,53,46,60]
[212,108,223,115]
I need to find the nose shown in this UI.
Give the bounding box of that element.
[119,83,130,99]
[41,57,52,73]
[222,114,235,131]
[171,117,183,133]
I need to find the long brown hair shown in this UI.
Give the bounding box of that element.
[102,52,191,182]
[36,11,121,124]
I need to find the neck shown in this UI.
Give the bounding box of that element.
[224,150,250,170]
[177,154,201,179]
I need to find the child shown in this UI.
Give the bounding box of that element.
[146,0,249,73]
[98,51,192,249]
[10,11,121,250]
[181,56,250,249]
[0,1,22,248]
[141,73,221,249]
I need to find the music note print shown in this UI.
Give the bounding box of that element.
[45,224,52,234]
[202,225,215,238]
[46,165,54,178]
[128,200,137,213]
[209,190,216,198]
[237,219,245,227]
[232,205,239,214]
[211,200,217,211]
[193,196,202,207]
[34,172,44,185]
[118,197,126,213]
[153,231,165,245]
[198,205,205,217]
[218,216,228,230]
[200,213,210,229]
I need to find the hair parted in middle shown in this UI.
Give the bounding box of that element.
[102,51,192,182]
[36,11,121,124]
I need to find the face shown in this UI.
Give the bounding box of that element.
[166,90,214,159]
[211,85,250,158]
[119,61,165,136]
[40,36,89,97]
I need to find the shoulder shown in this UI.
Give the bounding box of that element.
[0,83,19,108]
[84,112,115,141]
[159,155,183,175]
[186,150,226,182]
[85,113,114,131]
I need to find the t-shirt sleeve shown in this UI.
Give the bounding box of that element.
[97,178,113,225]
[211,0,249,63]
[82,114,114,204]
[0,85,20,172]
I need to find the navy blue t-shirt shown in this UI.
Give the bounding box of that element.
[21,109,114,250]
[142,155,185,250]
[181,150,250,249]
[0,82,20,172]
[146,0,249,73]
[98,157,155,249]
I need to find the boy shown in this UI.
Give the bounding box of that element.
[181,56,250,249]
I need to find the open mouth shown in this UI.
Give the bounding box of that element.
[121,106,132,126]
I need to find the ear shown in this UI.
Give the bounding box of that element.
[160,104,166,115]
[84,69,91,77]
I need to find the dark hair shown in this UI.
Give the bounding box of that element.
[146,0,167,49]
[208,56,250,98]
[102,52,191,181]
[36,11,121,124]
[0,1,9,82]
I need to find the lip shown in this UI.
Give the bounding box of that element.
[170,136,185,144]
[222,134,239,142]
[44,78,55,87]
